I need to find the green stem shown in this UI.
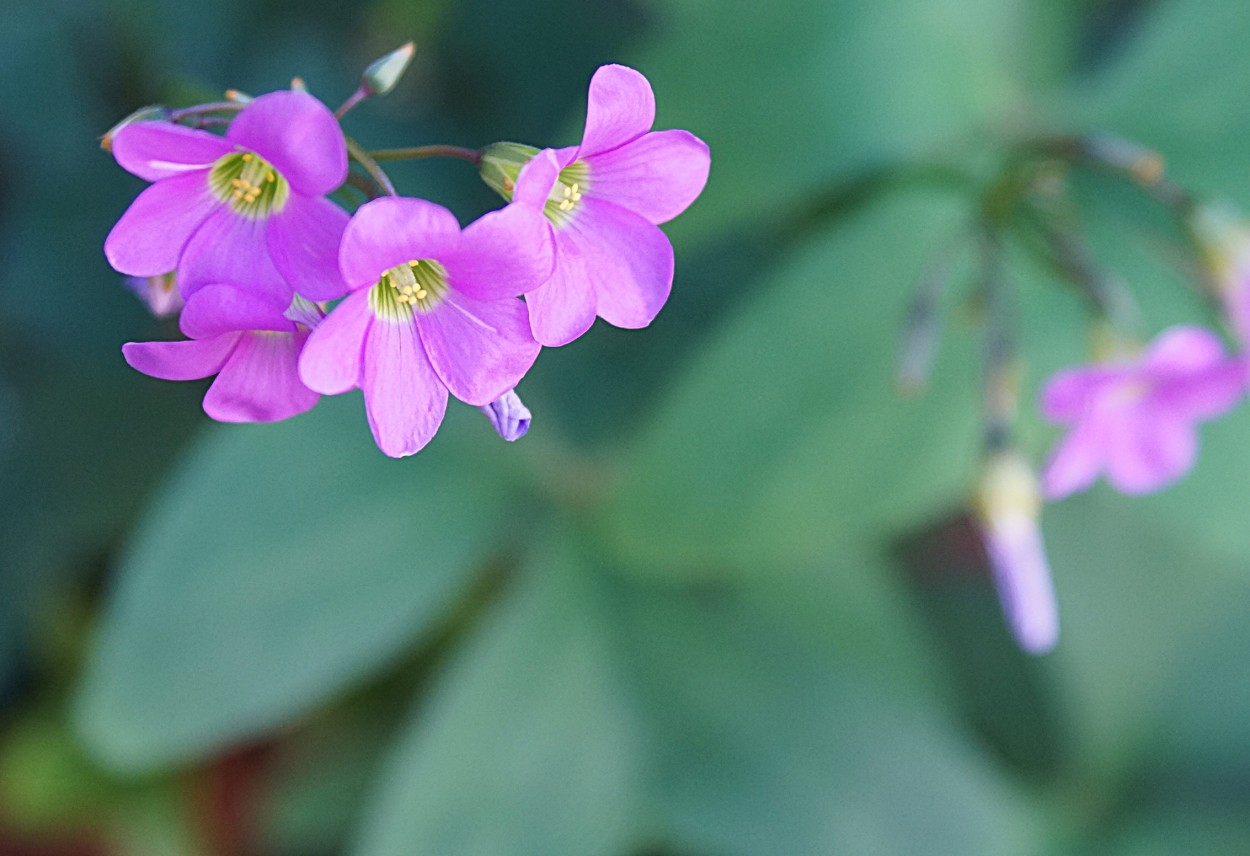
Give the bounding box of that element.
[368,145,481,164]
[346,136,397,197]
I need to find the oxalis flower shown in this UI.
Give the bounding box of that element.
[479,64,710,346]
[123,286,324,422]
[1041,326,1246,498]
[104,89,349,304]
[298,197,552,457]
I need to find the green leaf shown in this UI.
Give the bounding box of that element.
[354,538,1042,856]
[73,396,527,773]
[604,192,982,578]
[632,0,1029,240]
[352,539,644,856]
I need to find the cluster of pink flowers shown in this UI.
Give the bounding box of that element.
[105,64,709,456]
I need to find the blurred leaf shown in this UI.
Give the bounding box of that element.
[1066,0,1250,200]
[604,192,982,578]
[354,538,1042,856]
[352,538,644,856]
[74,396,531,773]
[633,0,1029,241]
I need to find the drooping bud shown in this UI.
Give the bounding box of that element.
[100,106,170,152]
[478,142,541,202]
[361,42,416,97]
[973,451,1059,655]
[479,389,531,441]
[124,272,183,318]
[1188,203,1250,343]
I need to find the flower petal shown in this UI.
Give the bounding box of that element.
[513,149,562,209]
[203,331,319,422]
[571,197,675,330]
[586,129,710,224]
[525,244,599,347]
[267,195,351,301]
[227,90,347,197]
[103,172,217,277]
[449,203,554,301]
[179,284,294,339]
[1039,365,1123,423]
[579,64,655,158]
[417,293,539,406]
[1143,325,1227,374]
[298,290,371,395]
[178,205,291,303]
[339,197,463,291]
[1104,403,1197,494]
[1152,360,1246,421]
[362,316,448,457]
[112,122,233,181]
[122,334,239,381]
[1042,416,1107,500]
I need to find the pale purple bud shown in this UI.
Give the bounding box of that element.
[480,389,531,441]
[125,271,183,318]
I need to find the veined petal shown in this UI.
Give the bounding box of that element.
[179,285,294,339]
[204,331,319,422]
[112,122,233,181]
[585,129,710,224]
[104,172,217,277]
[1104,403,1197,494]
[178,205,291,302]
[122,334,240,381]
[451,203,555,300]
[579,64,655,158]
[298,290,371,395]
[227,90,347,197]
[525,246,599,346]
[416,293,539,406]
[570,197,674,330]
[267,195,351,301]
[363,316,448,457]
[339,198,463,291]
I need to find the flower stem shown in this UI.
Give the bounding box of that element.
[367,145,481,165]
[335,86,369,120]
[345,136,397,197]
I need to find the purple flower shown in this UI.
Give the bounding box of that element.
[298,197,551,458]
[1041,326,1246,498]
[123,286,323,423]
[480,389,532,441]
[484,64,710,346]
[975,452,1059,655]
[104,90,350,305]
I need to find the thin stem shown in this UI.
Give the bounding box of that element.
[168,101,245,122]
[335,86,368,120]
[368,145,481,164]
[345,136,397,197]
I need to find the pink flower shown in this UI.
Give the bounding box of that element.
[496,64,710,346]
[298,197,552,458]
[123,286,323,423]
[975,452,1059,655]
[104,90,350,305]
[1041,326,1246,498]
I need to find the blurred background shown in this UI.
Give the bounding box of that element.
[4,0,1250,853]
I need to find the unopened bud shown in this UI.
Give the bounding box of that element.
[124,272,183,318]
[100,105,170,152]
[362,42,416,97]
[478,142,541,202]
[479,389,532,441]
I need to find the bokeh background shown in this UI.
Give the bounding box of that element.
[4,0,1250,853]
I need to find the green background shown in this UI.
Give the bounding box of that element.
[3,0,1250,853]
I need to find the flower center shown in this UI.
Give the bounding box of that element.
[543,160,590,228]
[208,152,290,218]
[368,259,450,321]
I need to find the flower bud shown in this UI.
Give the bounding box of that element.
[100,105,170,152]
[973,451,1059,654]
[479,389,531,441]
[361,42,416,97]
[1189,203,1250,343]
[124,272,183,318]
[478,142,540,202]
